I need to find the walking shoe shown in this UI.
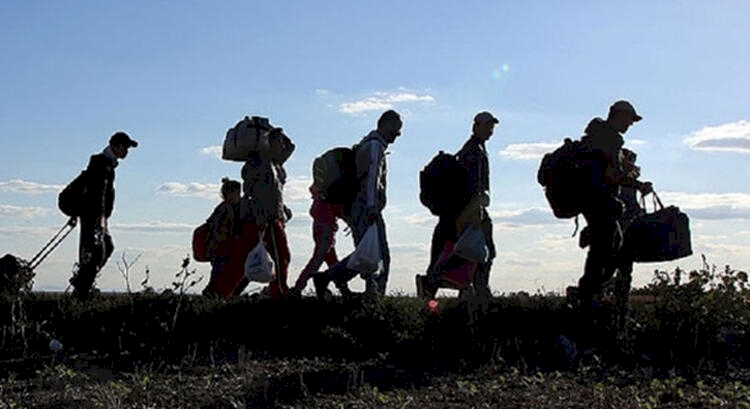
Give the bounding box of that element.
[312,273,331,300]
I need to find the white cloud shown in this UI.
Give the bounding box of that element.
[626,139,648,146]
[397,213,434,227]
[491,207,565,227]
[284,177,312,204]
[315,89,331,96]
[0,225,58,238]
[498,142,560,160]
[0,205,50,219]
[660,191,750,220]
[339,92,435,114]
[200,146,222,157]
[0,179,64,194]
[684,120,750,153]
[110,221,194,233]
[156,182,220,200]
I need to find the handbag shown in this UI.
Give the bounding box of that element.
[624,192,692,263]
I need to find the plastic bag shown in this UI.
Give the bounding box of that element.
[346,224,381,274]
[453,226,488,263]
[244,241,276,283]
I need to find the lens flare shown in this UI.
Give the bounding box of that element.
[492,64,511,80]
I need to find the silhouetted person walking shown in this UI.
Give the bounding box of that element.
[70,132,138,299]
[456,111,499,298]
[576,101,652,305]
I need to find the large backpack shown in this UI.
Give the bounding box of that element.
[419,151,471,217]
[312,146,358,205]
[222,116,274,162]
[58,170,88,218]
[537,137,592,218]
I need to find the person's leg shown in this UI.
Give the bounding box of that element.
[330,206,367,295]
[267,220,290,300]
[578,210,620,303]
[474,214,495,298]
[293,220,335,294]
[373,213,390,296]
[72,218,105,298]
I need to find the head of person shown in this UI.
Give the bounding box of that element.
[268,128,294,163]
[108,132,138,159]
[607,100,642,134]
[220,177,241,205]
[376,110,403,144]
[472,111,500,142]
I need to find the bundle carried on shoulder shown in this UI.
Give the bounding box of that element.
[537,137,592,219]
[419,150,471,217]
[222,116,274,161]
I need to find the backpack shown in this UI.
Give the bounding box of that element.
[312,146,358,204]
[58,171,88,217]
[419,151,471,217]
[222,116,274,162]
[537,137,592,218]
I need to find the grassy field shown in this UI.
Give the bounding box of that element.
[1,263,749,408]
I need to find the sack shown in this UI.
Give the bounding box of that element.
[623,195,692,263]
[312,147,358,204]
[453,226,488,263]
[0,254,33,294]
[58,171,88,217]
[537,137,592,218]
[192,223,210,262]
[222,116,274,162]
[346,224,381,274]
[419,151,471,216]
[244,241,276,283]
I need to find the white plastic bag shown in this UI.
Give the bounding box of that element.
[346,224,381,274]
[453,226,488,263]
[244,241,276,283]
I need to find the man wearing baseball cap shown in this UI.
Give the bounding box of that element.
[417,111,499,299]
[574,100,652,308]
[69,131,138,299]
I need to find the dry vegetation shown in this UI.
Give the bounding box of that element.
[1,258,749,408]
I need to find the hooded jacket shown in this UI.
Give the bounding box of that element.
[581,118,626,198]
[353,131,388,212]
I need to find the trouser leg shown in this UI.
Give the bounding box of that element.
[294,221,336,292]
[578,209,621,302]
[474,215,495,296]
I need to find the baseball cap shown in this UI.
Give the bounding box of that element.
[474,111,500,124]
[109,132,138,148]
[609,100,642,122]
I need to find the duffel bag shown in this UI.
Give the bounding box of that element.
[222,116,273,161]
[624,192,692,263]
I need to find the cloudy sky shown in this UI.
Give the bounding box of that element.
[1,1,749,296]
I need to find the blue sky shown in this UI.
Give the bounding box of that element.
[1,1,749,295]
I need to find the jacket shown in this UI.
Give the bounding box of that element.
[581,118,627,198]
[457,134,490,208]
[81,149,117,220]
[242,154,286,224]
[353,131,388,212]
